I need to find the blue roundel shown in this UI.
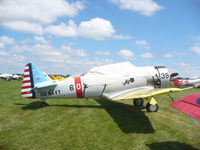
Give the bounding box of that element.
[196,98,200,105]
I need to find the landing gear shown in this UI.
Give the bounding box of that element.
[146,97,159,112]
[133,98,144,106]
[40,101,49,107]
[146,102,158,112]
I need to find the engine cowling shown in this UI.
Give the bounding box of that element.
[153,66,170,88]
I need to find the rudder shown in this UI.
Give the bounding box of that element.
[21,63,52,99]
[21,63,36,98]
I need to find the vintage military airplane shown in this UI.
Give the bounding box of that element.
[21,62,183,112]
[174,77,200,88]
[171,93,200,120]
[0,73,22,81]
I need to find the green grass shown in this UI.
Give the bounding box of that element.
[0,79,200,150]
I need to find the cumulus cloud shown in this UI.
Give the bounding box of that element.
[118,49,135,60]
[135,40,149,46]
[45,18,121,40]
[45,20,78,37]
[109,0,164,16]
[140,52,154,58]
[0,43,4,49]
[33,36,49,44]
[163,53,173,58]
[2,21,44,34]
[1,41,113,74]
[163,51,188,58]
[0,0,84,23]
[112,34,131,40]
[95,51,110,56]
[172,62,200,77]
[192,35,200,41]
[0,50,9,56]
[0,0,84,34]
[0,36,15,44]
[190,46,200,54]
[61,45,88,57]
[135,40,151,50]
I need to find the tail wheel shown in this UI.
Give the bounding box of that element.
[146,102,158,112]
[133,98,144,106]
[40,102,49,107]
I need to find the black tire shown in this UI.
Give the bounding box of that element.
[133,98,144,106]
[40,102,49,107]
[146,102,158,112]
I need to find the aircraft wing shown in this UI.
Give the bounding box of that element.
[109,87,182,101]
[171,93,200,120]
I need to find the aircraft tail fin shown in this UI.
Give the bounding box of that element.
[21,63,52,99]
[174,79,183,87]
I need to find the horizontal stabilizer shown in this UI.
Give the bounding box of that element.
[34,81,57,89]
[171,93,200,120]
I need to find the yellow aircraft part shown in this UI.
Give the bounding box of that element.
[149,97,157,105]
[112,88,182,101]
[49,75,67,81]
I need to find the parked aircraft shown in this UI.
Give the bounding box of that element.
[0,73,22,81]
[21,62,183,112]
[171,93,200,120]
[174,78,200,87]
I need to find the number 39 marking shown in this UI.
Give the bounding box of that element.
[160,73,169,79]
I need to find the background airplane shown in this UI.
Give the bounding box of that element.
[171,93,200,120]
[21,62,183,112]
[0,73,22,81]
[174,77,200,87]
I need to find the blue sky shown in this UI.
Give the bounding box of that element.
[0,0,200,77]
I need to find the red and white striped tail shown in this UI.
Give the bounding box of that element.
[21,63,35,99]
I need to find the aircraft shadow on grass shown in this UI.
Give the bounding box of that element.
[95,98,154,134]
[14,98,155,134]
[146,141,199,150]
[14,101,103,110]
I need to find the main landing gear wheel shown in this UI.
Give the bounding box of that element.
[146,102,158,112]
[40,102,49,107]
[133,98,144,107]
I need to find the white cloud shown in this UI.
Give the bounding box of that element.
[172,62,200,77]
[0,36,15,44]
[33,36,49,44]
[193,43,200,46]
[95,51,110,56]
[192,35,200,41]
[45,18,127,40]
[163,51,188,58]
[163,53,173,58]
[0,42,4,49]
[135,40,151,50]
[135,40,149,46]
[109,0,163,16]
[79,18,115,40]
[0,0,84,24]
[140,52,154,58]
[112,34,131,39]
[2,21,44,35]
[0,50,9,56]
[118,49,135,60]
[0,0,84,34]
[1,41,113,74]
[190,46,200,54]
[142,46,151,50]
[45,20,78,37]
[61,45,88,57]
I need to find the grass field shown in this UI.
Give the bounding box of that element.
[0,79,200,150]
